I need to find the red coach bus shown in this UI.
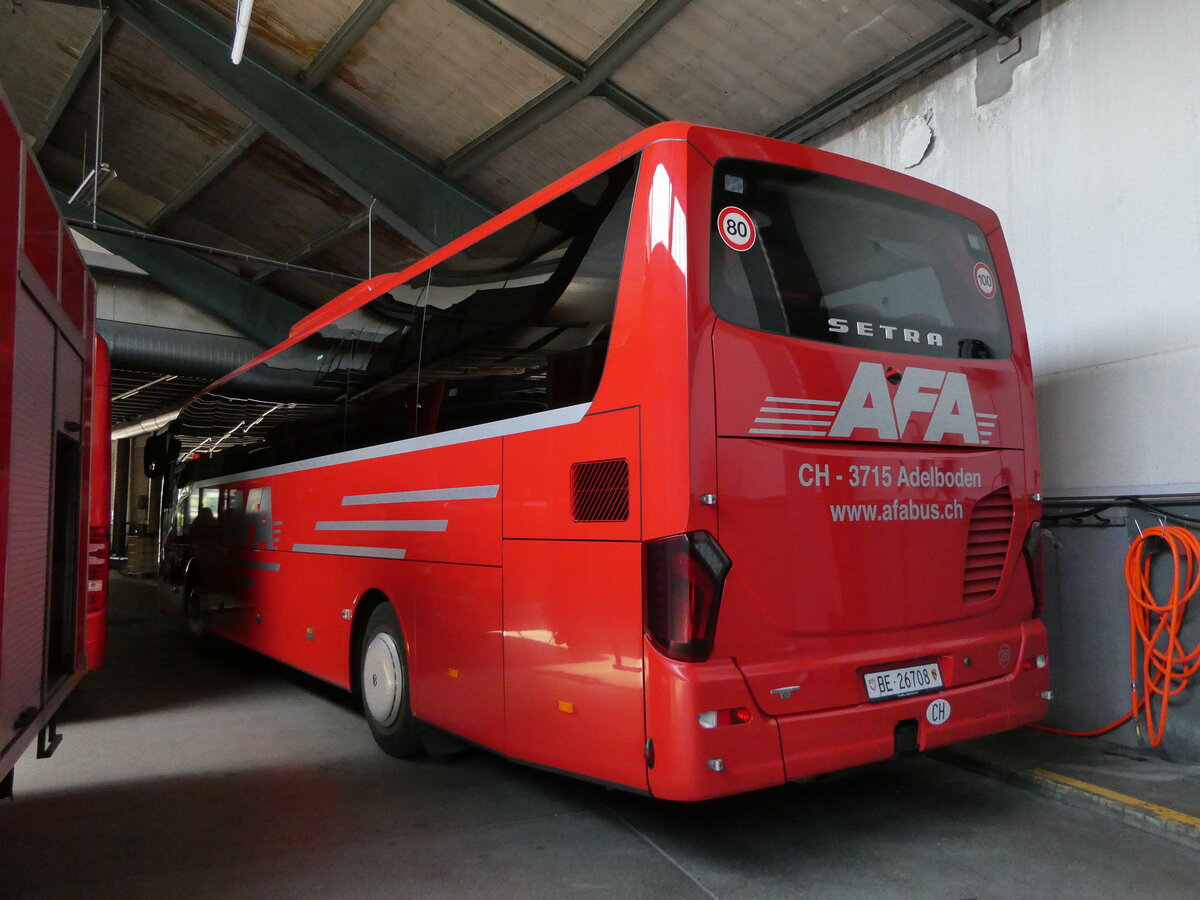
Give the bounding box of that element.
[159,123,1048,801]
[85,335,111,669]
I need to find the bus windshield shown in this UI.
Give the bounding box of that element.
[710,159,1013,360]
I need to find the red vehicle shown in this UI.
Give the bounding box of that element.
[1,86,98,795]
[85,335,111,669]
[160,123,1049,801]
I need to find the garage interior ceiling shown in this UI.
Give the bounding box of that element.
[1,0,1035,429]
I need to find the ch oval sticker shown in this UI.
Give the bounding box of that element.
[718,206,756,252]
[926,698,952,726]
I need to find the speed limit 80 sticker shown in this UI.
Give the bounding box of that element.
[718,206,756,252]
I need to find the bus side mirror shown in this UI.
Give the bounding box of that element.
[144,433,180,478]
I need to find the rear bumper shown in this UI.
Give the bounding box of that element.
[643,621,1049,801]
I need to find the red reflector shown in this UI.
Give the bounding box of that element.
[644,531,731,663]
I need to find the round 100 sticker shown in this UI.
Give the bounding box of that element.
[974,262,997,299]
[718,206,756,252]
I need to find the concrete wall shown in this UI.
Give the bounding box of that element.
[816,0,1200,498]
[812,0,1200,756]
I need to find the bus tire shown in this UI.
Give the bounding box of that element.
[360,602,420,758]
[185,585,206,639]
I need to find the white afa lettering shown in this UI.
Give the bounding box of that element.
[828,362,982,444]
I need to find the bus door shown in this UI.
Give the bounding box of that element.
[705,159,1034,741]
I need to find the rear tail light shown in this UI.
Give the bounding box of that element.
[87,525,109,611]
[697,708,752,729]
[644,530,731,662]
[1022,521,1045,618]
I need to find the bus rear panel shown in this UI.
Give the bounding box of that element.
[640,128,1047,800]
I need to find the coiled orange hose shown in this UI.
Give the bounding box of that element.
[1032,524,1200,746]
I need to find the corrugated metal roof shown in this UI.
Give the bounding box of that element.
[0,0,1040,428]
[463,96,643,208]
[613,0,956,134]
[321,0,563,163]
[0,2,100,144]
[179,0,360,77]
[44,23,253,228]
[489,0,649,61]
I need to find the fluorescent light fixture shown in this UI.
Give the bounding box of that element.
[67,162,117,206]
[231,0,254,65]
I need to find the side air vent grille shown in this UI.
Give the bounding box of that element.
[571,459,630,522]
[962,488,1014,603]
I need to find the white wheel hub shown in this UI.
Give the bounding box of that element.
[363,631,404,726]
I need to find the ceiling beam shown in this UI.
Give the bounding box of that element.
[249,209,369,283]
[928,0,1006,39]
[300,0,396,87]
[34,10,112,153]
[110,0,494,251]
[145,123,262,231]
[447,0,664,129]
[447,0,586,81]
[146,0,394,233]
[59,192,307,348]
[769,1,1038,144]
[442,0,689,177]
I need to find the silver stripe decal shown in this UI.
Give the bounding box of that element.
[754,417,834,426]
[315,520,447,532]
[238,561,281,571]
[977,413,999,419]
[749,428,828,436]
[343,484,499,506]
[192,404,590,490]
[765,397,840,405]
[291,544,407,560]
[759,407,836,416]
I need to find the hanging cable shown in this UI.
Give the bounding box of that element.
[92,9,104,226]
[1030,524,1200,746]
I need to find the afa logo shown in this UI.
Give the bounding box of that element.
[830,363,987,443]
[751,362,997,445]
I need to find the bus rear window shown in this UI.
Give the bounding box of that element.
[710,160,1012,360]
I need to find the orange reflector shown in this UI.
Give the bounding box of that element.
[448,668,459,678]
[557,700,574,714]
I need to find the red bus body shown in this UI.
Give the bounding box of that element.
[85,335,111,669]
[163,123,1048,800]
[1,86,97,791]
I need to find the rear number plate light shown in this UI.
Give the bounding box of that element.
[864,662,943,701]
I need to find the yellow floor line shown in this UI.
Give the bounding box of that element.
[1031,768,1200,830]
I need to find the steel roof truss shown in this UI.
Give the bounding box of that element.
[929,0,1006,39]
[111,0,493,250]
[442,0,690,177]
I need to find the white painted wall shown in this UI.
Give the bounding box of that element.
[815,0,1200,498]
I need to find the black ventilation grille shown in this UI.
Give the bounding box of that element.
[570,459,630,522]
[962,488,1014,603]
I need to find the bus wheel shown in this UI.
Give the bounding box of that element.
[185,586,205,639]
[361,602,420,758]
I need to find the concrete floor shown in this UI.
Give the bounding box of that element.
[2,576,1198,899]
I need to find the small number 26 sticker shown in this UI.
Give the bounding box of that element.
[718,206,756,252]
[926,698,952,726]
